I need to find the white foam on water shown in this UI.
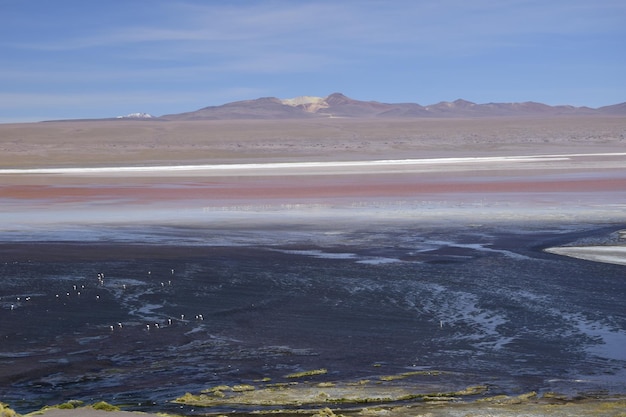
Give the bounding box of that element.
[356,257,402,265]
[270,249,358,260]
[419,239,531,260]
[564,313,626,361]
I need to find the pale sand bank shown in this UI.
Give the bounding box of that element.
[545,245,626,266]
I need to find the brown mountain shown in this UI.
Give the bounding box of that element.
[598,102,626,115]
[159,93,625,120]
[160,97,315,121]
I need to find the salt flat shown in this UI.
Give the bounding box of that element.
[545,245,626,266]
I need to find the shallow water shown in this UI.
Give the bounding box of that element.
[1,222,625,414]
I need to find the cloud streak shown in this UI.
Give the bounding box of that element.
[1,0,624,121]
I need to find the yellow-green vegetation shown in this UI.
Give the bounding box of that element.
[91,401,120,411]
[173,376,489,409]
[266,382,299,389]
[286,369,328,379]
[202,384,232,393]
[21,401,121,416]
[361,399,626,417]
[2,395,625,417]
[477,391,537,405]
[348,380,370,386]
[25,401,86,415]
[311,407,345,417]
[48,400,84,410]
[232,384,256,392]
[542,391,569,401]
[1,402,18,417]
[379,370,445,381]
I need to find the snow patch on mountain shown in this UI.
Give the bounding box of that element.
[117,112,154,119]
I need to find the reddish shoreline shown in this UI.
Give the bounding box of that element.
[1,173,624,202]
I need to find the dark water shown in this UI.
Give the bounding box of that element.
[1,221,625,414]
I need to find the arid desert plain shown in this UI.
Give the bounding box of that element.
[1,116,626,417]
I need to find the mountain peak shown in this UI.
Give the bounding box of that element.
[158,94,625,121]
[452,99,476,107]
[325,92,353,105]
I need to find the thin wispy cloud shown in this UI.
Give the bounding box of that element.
[1,0,624,122]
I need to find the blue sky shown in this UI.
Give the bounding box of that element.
[1,0,625,122]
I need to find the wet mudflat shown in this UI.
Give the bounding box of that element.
[1,222,625,415]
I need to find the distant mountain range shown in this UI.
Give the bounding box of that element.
[155,93,625,121]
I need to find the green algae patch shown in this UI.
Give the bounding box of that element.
[365,398,626,417]
[173,378,488,409]
[286,369,328,379]
[24,401,125,416]
[379,370,445,381]
[233,384,256,392]
[311,407,345,417]
[25,401,86,415]
[91,401,121,412]
[477,391,537,404]
[48,400,85,410]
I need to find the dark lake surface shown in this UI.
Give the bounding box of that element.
[1,221,625,414]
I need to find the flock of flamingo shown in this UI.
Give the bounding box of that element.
[3,266,209,336]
